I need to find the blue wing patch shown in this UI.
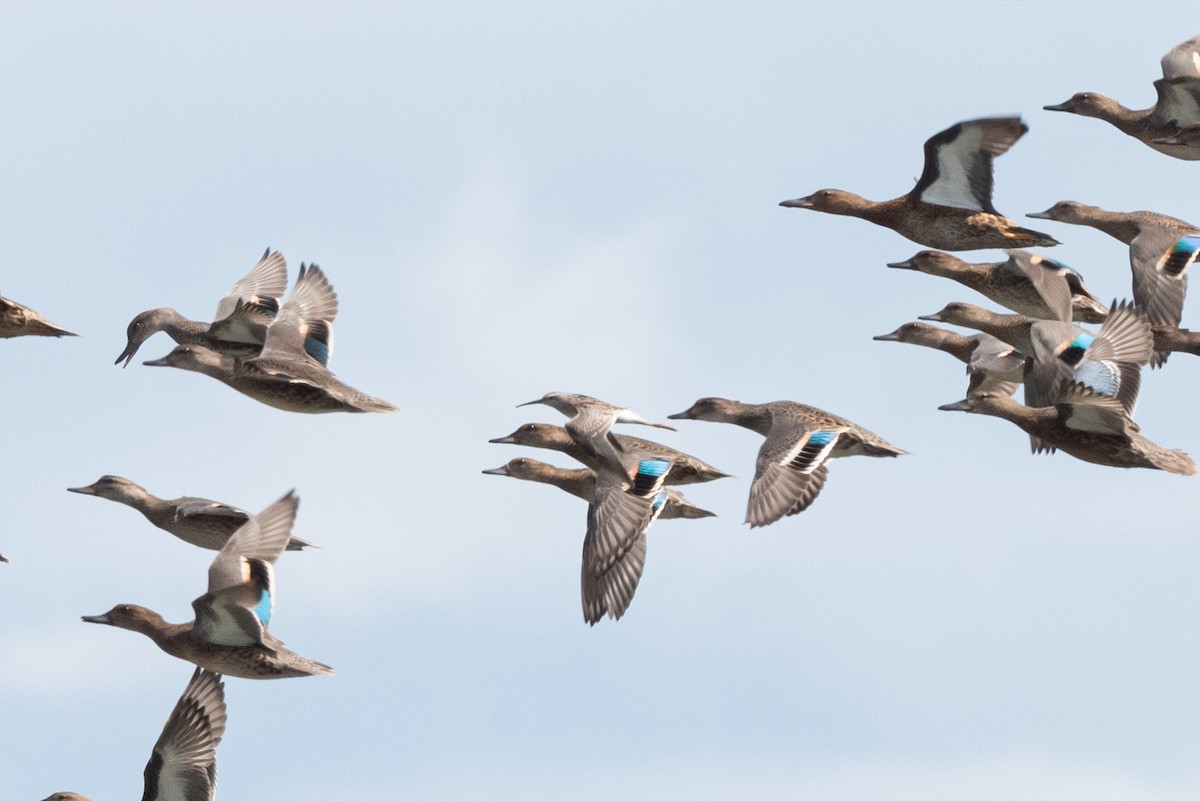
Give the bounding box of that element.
[254,589,273,628]
[1163,236,1200,278]
[637,458,671,477]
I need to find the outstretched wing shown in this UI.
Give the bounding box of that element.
[912,117,1027,213]
[746,420,841,527]
[192,491,299,646]
[212,248,287,326]
[142,668,227,801]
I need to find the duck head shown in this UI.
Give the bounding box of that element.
[918,302,1002,329]
[82,604,168,635]
[488,422,568,447]
[115,308,179,367]
[668,397,745,424]
[1043,92,1121,119]
[886,250,965,275]
[874,321,946,345]
[142,344,231,376]
[779,189,868,215]
[67,475,143,501]
[1026,200,1099,223]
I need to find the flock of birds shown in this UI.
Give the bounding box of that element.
[3,30,1200,801]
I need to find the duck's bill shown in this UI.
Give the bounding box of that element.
[142,354,173,367]
[114,343,138,367]
[67,483,99,495]
[779,196,814,209]
[937,399,972,412]
[81,613,113,625]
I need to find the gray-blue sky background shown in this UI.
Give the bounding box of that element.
[4,2,1200,799]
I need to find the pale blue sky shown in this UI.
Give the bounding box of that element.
[4,2,1200,799]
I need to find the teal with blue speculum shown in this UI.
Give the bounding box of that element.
[482,453,700,623]
[1027,202,1200,366]
[939,385,1197,475]
[887,249,1108,323]
[516,392,676,480]
[669,397,905,527]
[508,392,682,623]
[920,300,1152,451]
[490,422,729,485]
[83,491,333,679]
[482,457,716,519]
[143,264,396,414]
[115,248,289,367]
[575,455,674,624]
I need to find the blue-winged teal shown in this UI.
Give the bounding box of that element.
[888,250,1108,323]
[490,422,729,484]
[483,457,715,519]
[115,248,288,367]
[517,392,674,478]
[939,386,1196,475]
[576,455,673,624]
[0,294,75,338]
[1044,35,1200,160]
[1027,202,1199,365]
[41,667,226,801]
[510,393,679,624]
[68,475,315,551]
[920,300,1152,453]
[144,265,395,414]
[873,321,1024,397]
[83,491,332,679]
[781,117,1059,250]
[669,398,905,527]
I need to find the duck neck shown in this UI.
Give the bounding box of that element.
[977,395,1057,434]
[922,257,988,283]
[108,482,165,515]
[719,402,774,436]
[964,314,1034,352]
[530,466,596,503]
[1102,104,1153,138]
[158,311,212,344]
[1067,207,1142,244]
[924,330,979,364]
